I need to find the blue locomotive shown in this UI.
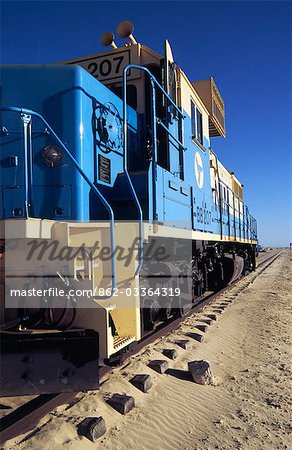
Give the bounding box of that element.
[0,22,257,395]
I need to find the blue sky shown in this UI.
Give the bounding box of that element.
[1,1,291,246]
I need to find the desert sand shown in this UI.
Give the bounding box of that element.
[3,250,291,450]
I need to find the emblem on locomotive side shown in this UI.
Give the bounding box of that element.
[94,102,123,153]
[195,151,204,189]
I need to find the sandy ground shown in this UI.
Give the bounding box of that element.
[4,250,291,450]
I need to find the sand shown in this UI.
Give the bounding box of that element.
[3,250,291,450]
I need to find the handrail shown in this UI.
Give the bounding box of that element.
[1,106,116,299]
[122,68,144,275]
[124,65,184,118]
[123,64,185,264]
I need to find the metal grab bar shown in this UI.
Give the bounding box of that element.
[1,106,116,299]
[21,113,33,218]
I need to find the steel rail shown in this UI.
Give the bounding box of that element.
[0,393,76,445]
[131,251,282,355]
[0,251,282,445]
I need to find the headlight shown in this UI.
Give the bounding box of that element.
[42,145,63,167]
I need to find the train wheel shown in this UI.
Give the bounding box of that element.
[158,302,172,321]
[172,298,192,318]
[142,299,160,331]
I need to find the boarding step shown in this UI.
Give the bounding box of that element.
[113,335,135,351]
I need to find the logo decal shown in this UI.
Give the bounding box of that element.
[195,152,204,189]
[93,102,122,153]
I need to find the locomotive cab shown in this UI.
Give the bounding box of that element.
[64,35,185,221]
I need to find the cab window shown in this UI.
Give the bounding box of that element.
[191,101,203,146]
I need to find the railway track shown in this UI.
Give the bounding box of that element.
[0,250,282,446]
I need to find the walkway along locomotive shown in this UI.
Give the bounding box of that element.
[0,22,257,396]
